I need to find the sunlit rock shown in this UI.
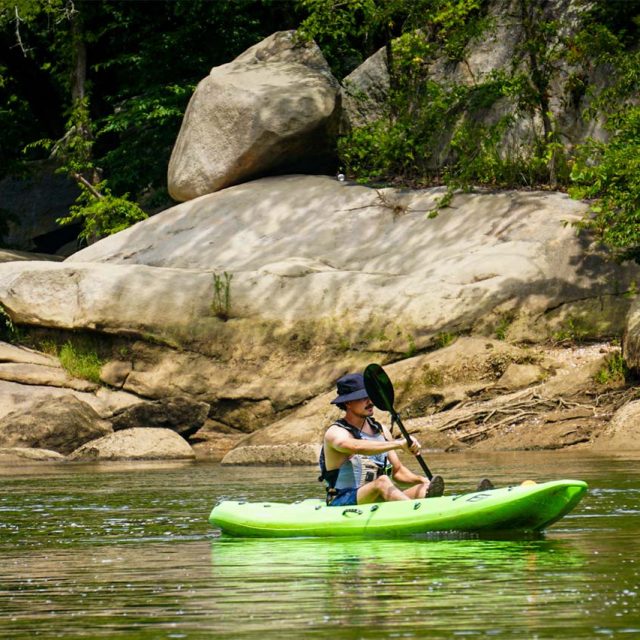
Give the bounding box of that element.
[68,427,195,461]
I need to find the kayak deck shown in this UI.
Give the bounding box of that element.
[209,479,588,538]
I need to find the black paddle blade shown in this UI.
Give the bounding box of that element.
[363,363,395,412]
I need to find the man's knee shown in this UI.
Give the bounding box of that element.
[373,475,394,493]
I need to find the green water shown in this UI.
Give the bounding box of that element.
[0,451,638,639]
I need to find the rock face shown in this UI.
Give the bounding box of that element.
[167,31,341,201]
[0,166,79,254]
[68,427,195,461]
[341,0,606,150]
[0,396,112,454]
[0,175,636,445]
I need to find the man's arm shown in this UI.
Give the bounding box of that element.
[389,453,429,485]
[324,425,409,456]
[383,426,429,486]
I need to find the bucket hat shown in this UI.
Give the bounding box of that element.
[330,373,369,404]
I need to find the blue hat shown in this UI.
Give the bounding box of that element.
[330,373,369,404]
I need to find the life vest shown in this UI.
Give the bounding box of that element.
[318,418,393,499]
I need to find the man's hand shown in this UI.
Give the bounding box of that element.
[397,435,421,455]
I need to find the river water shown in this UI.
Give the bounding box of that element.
[0,450,638,639]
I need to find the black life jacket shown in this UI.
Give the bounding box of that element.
[318,417,385,489]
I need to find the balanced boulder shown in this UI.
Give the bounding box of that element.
[167,31,341,200]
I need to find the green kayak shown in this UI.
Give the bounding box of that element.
[209,479,587,538]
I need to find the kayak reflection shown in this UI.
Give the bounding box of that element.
[209,536,587,636]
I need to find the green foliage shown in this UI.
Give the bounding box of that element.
[561,7,640,263]
[26,97,148,241]
[594,351,628,385]
[552,315,592,345]
[335,0,572,194]
[0,305,18,342]
[57,183,147,241]
[435,331,455,348]
[58,340,104,384]
[494,312,515,341]
[97,84,194,201]
[338,78,466,183]
[211,271,233,321]
[296,0,378,75]
[297,0,486,78]
[1,1,301,212]
[404,332,417,357]
[570,107,640,261]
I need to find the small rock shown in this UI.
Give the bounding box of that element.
[0,447,66,462]
[221,444,320,466]
[69,427,195,461]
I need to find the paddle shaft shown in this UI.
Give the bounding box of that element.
[363,363,434,480]
[390,408,433,480]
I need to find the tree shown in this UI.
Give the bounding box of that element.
[0,0,301,241]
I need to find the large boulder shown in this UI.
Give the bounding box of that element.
[623,296,640,373]
[0,377,141,422]
[60,176,640,343]
[341,46,389,128]
[68,427,195,461]
[592,400,640,451]
[0,395,112,454]
[111,396,210,439]
[168,31,341,200]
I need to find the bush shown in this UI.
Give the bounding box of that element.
[57,183,148,243]
[570,106,640,262]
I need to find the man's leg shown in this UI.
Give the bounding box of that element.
[402,475,445,499]
[357,475,410,503]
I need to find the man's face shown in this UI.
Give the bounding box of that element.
[346,396,374,417]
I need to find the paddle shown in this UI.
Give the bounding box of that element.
[363,363,433,480]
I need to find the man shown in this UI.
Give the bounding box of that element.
[320,372,445,506]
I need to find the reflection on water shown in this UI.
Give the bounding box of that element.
[0,452,639,639]
[209,536,590,637]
